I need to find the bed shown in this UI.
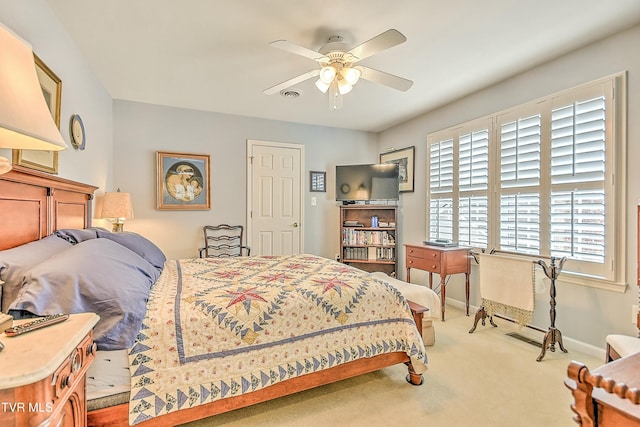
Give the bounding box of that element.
[0,166,428,427]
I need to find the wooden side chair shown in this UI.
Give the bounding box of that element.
[199,224,250,258]
[605,276,640,362]
[605,310,640,362]
[605,209,640,362]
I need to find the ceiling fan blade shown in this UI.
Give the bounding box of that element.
[358,66,413,92]
[347,29,407,62]
[263,69,320,95]
[269,40,328,62]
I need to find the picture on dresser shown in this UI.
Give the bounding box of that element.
[156,151,210,210]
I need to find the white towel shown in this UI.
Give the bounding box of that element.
[477,252,536,327]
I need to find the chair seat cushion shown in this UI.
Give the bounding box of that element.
[606,334,640,358]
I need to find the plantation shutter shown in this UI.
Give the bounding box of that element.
[428,139,454,241]
[549,96,606,263]
[499,115,541,253]
[425,74,622,287]
[458,130,489,247]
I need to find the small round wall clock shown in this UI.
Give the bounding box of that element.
[70,114,86,150]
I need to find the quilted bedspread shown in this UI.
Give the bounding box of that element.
[128,254,427,424]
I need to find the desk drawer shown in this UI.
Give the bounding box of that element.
[406,246,441,261]
[407,255,440,273]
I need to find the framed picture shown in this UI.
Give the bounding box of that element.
[156,151,210,210]
[13,55,61,174]
[310,171,326,192]
[380,146,415,193]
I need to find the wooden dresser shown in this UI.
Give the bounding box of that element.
[404,243,471,321]
[0,313,99,427]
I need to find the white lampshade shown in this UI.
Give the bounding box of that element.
[101,191,134,219]
[319,66,337,84]
[0,23,68,174]
[341,67,361,86]
[315,79,330,93]
[337,78,353,95]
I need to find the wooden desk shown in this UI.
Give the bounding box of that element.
[405,244,471,321]
[566,352,640,426]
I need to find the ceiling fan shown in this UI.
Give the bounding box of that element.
[263,29,413,110]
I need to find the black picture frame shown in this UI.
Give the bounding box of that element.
[380,146,415,193]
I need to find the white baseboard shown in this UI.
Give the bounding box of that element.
[445,298,606,361]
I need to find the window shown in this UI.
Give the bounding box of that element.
[427,74,626,290]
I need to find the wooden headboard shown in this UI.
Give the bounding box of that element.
[0,165,98,250]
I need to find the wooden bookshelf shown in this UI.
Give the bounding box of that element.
[340,204,397,276]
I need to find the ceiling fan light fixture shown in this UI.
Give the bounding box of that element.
[266,29,412,109]
[341,67,361,86]
[337,79,353,95]
[314,79,330,93]
[319,66,336,84]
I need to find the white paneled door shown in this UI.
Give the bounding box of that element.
[247,140,304,255]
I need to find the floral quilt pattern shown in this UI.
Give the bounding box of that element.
[128,254,427,424]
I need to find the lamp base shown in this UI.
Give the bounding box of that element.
[112,222,124,233]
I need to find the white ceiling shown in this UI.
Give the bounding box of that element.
[45,0,640,132]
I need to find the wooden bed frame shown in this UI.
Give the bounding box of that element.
[0,165,97,251]
[0,166,424,427]
[566,354,640,426]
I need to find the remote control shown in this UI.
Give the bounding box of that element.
[4,314,69,337]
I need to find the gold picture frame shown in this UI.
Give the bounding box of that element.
[380,146,415,192]
[156,151,211,210]
[12,54,61,174]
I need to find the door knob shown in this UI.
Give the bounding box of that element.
[292,222,299,227]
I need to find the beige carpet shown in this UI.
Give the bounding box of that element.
[182,306,602,427]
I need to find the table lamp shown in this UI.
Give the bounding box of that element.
[101,189,134,232]
[0,23,68,175]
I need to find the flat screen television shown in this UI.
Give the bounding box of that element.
[336,163,399,202]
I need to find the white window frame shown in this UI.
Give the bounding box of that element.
[426,73,627,292]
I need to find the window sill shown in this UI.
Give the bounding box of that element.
[558,271,627,293]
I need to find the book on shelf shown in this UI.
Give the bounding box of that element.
[342,228,395,246]
[343,246,395,262]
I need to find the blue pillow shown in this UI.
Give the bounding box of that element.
[95,229,166,272]
[9,238,160,350]
[0,235,72,312]
[54,228,102,244]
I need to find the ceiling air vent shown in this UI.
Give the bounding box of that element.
[280,89,301,98]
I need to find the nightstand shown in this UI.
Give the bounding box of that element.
[405,243,471,321]
[0,312,99,427]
